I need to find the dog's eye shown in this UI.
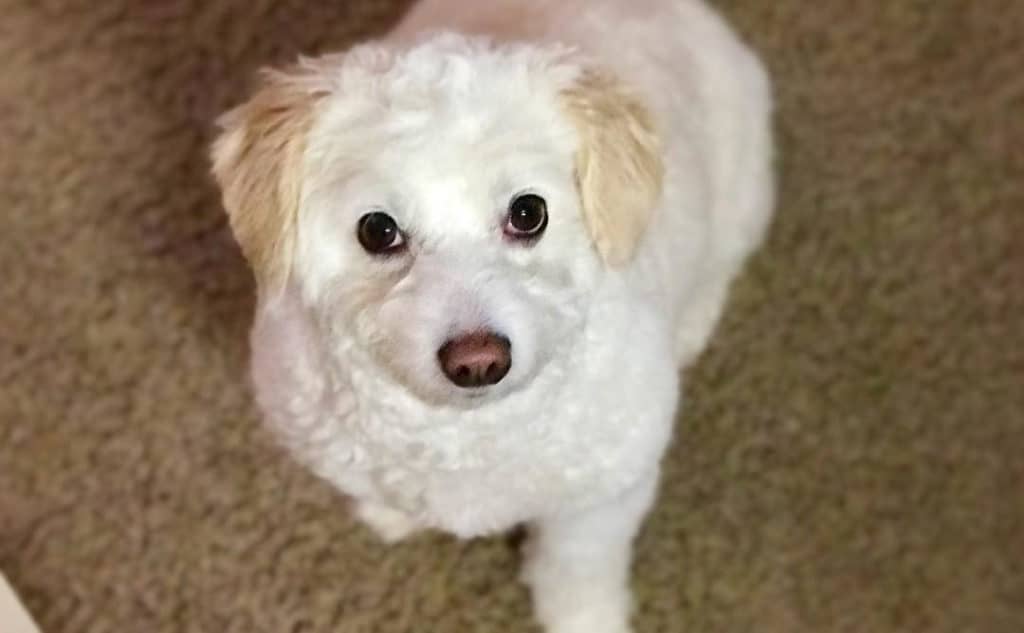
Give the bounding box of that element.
[357,212,406,255]
[504,194,548,241]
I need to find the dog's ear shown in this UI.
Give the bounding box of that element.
[562,70,664,266]
[211,64,329,290]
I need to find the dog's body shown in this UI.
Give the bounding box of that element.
[212,1,773,631]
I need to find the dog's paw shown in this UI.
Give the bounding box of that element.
[354,502,418,543]
[543,613,632,633]
[521,546,633,633]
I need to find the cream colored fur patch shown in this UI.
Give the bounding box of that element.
[562,70,663,266]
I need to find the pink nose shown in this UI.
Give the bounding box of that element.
[437,331,512,388]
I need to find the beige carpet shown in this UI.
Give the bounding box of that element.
[1,1,1022,631]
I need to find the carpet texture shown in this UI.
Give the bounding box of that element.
[1,1,1022,632]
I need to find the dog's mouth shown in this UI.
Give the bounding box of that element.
[442,380,515,408]
[431,367,536,411]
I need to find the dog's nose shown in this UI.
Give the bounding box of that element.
[437,331,512,388]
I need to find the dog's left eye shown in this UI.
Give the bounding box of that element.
[357,212,406,255]
[504,193,548,241]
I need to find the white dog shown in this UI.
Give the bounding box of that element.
[211,0,773,631]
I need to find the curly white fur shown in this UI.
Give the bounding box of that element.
[211,1,773,631]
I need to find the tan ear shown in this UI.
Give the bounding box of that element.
[562,70,664,266]
[210,65,328,289]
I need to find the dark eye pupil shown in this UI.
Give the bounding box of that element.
[357,212,401,254]
[508,194,548,237]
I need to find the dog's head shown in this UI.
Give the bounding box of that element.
[212,36,663,405]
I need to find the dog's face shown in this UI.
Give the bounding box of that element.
[212,37,663,406]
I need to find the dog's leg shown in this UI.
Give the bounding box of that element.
[522,473,659,633]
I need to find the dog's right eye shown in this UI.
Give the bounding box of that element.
[357,212,406,255]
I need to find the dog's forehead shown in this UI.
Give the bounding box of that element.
[309,40,580,166]
[307,61,578,224]
[377,105,571,183]
[323,82,571,160]
[298,39,585,247]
